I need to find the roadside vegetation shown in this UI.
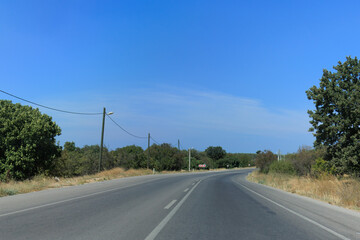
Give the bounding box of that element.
[248,171,360,210]
[249,57,360,210]
[248,147,360,210]
[0,100,255,196]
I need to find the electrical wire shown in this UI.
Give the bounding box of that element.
[180,143,189,150]
[106,114,147,139]
[1,90,185,147]
[150,136,160,145]
[0,89,102,115]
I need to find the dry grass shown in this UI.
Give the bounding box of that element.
[247,171,360,211]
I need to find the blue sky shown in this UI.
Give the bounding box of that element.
[1,0,360,153]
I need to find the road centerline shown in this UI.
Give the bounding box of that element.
[144,180,202,240]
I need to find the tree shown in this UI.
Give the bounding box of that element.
[217,153,256,168]
[290,146,323,176]
[80,145,113,174]
[111,145,146,169]
[306,56,360,175]
[205,146,226,162]
[0,101,61,180]
[147,143,180,171]
[255,150,277,173]
[64,141,78,152]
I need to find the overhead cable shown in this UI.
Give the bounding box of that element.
[0,89,102,115]
[106,115,147,139]
[1,89,184,147]
[180,143,187,150]
[150,136,160,145]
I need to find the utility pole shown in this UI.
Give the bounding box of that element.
[99,107,113,172]
[178,139,180,150]
[147,133,150,169]
[188,148,191,171]
[278,149,281,161]
[99,107,106,172]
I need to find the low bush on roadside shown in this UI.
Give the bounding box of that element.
[311,158,336,177]
[255,150,277,174]
[290,146,318,176]
[269,160,296,175]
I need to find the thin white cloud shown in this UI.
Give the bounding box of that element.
[28,86,313,152]
[111,88,311,137]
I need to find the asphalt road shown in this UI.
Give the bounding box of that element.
[1,169,359,240]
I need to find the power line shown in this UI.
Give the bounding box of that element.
[0,89,102,115]
[180,143,187,150]
[106,114,147,139]
[150,136,160,145]
[0,90,187,148]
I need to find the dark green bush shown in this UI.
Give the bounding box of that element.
[255,150,277,174]
[311,158,336,177]
[269,160,296,175]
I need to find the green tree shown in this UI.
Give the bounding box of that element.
[52,141,82,177]
[205,146,226,162]
[217,153,256,168]
[255,150,277,174]
[64,141,77,152]
[306,56,360,175]
[0,101,61,180]
[111,145,146,169]
[80,145,113,174]
[147,143,181,171]
[53,143,114,177]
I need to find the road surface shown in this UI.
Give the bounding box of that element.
[1,169,359,240]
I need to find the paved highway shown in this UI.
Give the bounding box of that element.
[1,169,359,240]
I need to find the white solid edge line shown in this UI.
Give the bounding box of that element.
[238,183,350,240]
[145,180,202,240]
[184,188,189,192]
[164,200,177,210]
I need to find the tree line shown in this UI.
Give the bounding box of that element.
[52,143,255,178]
[0,100,255,181]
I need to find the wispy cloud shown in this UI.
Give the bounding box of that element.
[30,86,313,153]
[101,86,314,152]
[111,87,311,135]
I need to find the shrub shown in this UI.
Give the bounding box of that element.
[217,153,255,168]
[52,144,114,177]
[255,150,277,174]
[111,145,146,170]
[286,146,325,176]
[311,158,336,177]
[269,160,296,175]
